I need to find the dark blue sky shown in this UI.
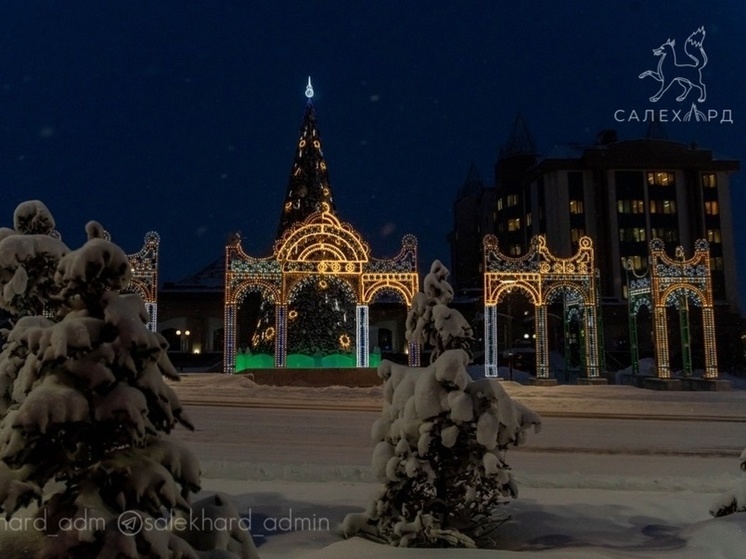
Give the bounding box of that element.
[1,2,744,305]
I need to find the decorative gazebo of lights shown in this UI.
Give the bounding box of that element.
[223,210,419,373]
[626,238,717,379]
[125,231,160,332]
[482,234,603,382]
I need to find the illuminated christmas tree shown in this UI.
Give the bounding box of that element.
[248,79,343,361]
[276,77,336,240]
[287,278,355,357]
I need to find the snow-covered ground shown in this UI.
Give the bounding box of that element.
[168,374,746,558]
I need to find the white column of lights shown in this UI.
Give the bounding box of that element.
[356,305,369,367]
[584,304,600,377]
[145,303,157,334]
[484,304,498,377]
[535,304,550,378]
[275,304,287,367]
[224,304,236,373]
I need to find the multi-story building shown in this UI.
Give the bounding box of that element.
[451,117,742,370]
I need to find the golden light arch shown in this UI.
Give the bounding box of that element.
[482,234,602,382]
[223,211,419,372]
[487,281,541,306]
[648,238,718,379]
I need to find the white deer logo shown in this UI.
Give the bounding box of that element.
[639,27,707,103]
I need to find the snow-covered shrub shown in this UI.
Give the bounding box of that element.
[344,262,541,548]
[0,201,259,559]
[710,448,746,517]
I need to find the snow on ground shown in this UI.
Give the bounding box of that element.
[201,467,746,559]
[169,374,746,558]
[171,370,746,419]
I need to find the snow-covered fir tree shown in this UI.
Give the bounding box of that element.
[343,260,541,548]
[405,260,475,363]
[0,201,258,558]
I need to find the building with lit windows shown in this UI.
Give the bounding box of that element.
[450,118,741,371]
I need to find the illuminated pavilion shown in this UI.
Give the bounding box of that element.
[222,80,420,373]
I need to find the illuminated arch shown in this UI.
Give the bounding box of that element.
[233,281,281,306]
[126,231,159,332]
[364,282,414,306]
[223,211,419,372]
[276,211,370,272]
[544,282,591,305]
[127,279,149,301]
[660,284,706,308]
[482,234,601,382]
[286,274,357,304]
[647,239,717,379]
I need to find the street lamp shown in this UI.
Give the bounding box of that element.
[175,329,191,352]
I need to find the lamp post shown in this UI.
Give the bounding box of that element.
[175,329,191,353]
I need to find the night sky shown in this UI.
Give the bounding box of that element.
[1,2,744,306]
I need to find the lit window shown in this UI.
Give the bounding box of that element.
[569,200,584,214]
[509,244,522,256]
[649,200,677,214]
[704,201,719,215]
[702,173,717,188]
[571,228,585,242]
[508,218,521,231]
[507,194,519,207]
[617,199,645,214]
[526,212,532,226]
[647,171,674,186]
[709,256,724,271]
[707,229,722,243]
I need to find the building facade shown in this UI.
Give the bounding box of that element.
[451,119,741,371]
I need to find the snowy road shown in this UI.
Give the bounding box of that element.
[174,406,743,481]
[172,403,746,558]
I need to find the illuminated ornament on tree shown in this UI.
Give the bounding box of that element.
[339,333,351,350]
[305,76,314,99]
[264,326,276,341]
